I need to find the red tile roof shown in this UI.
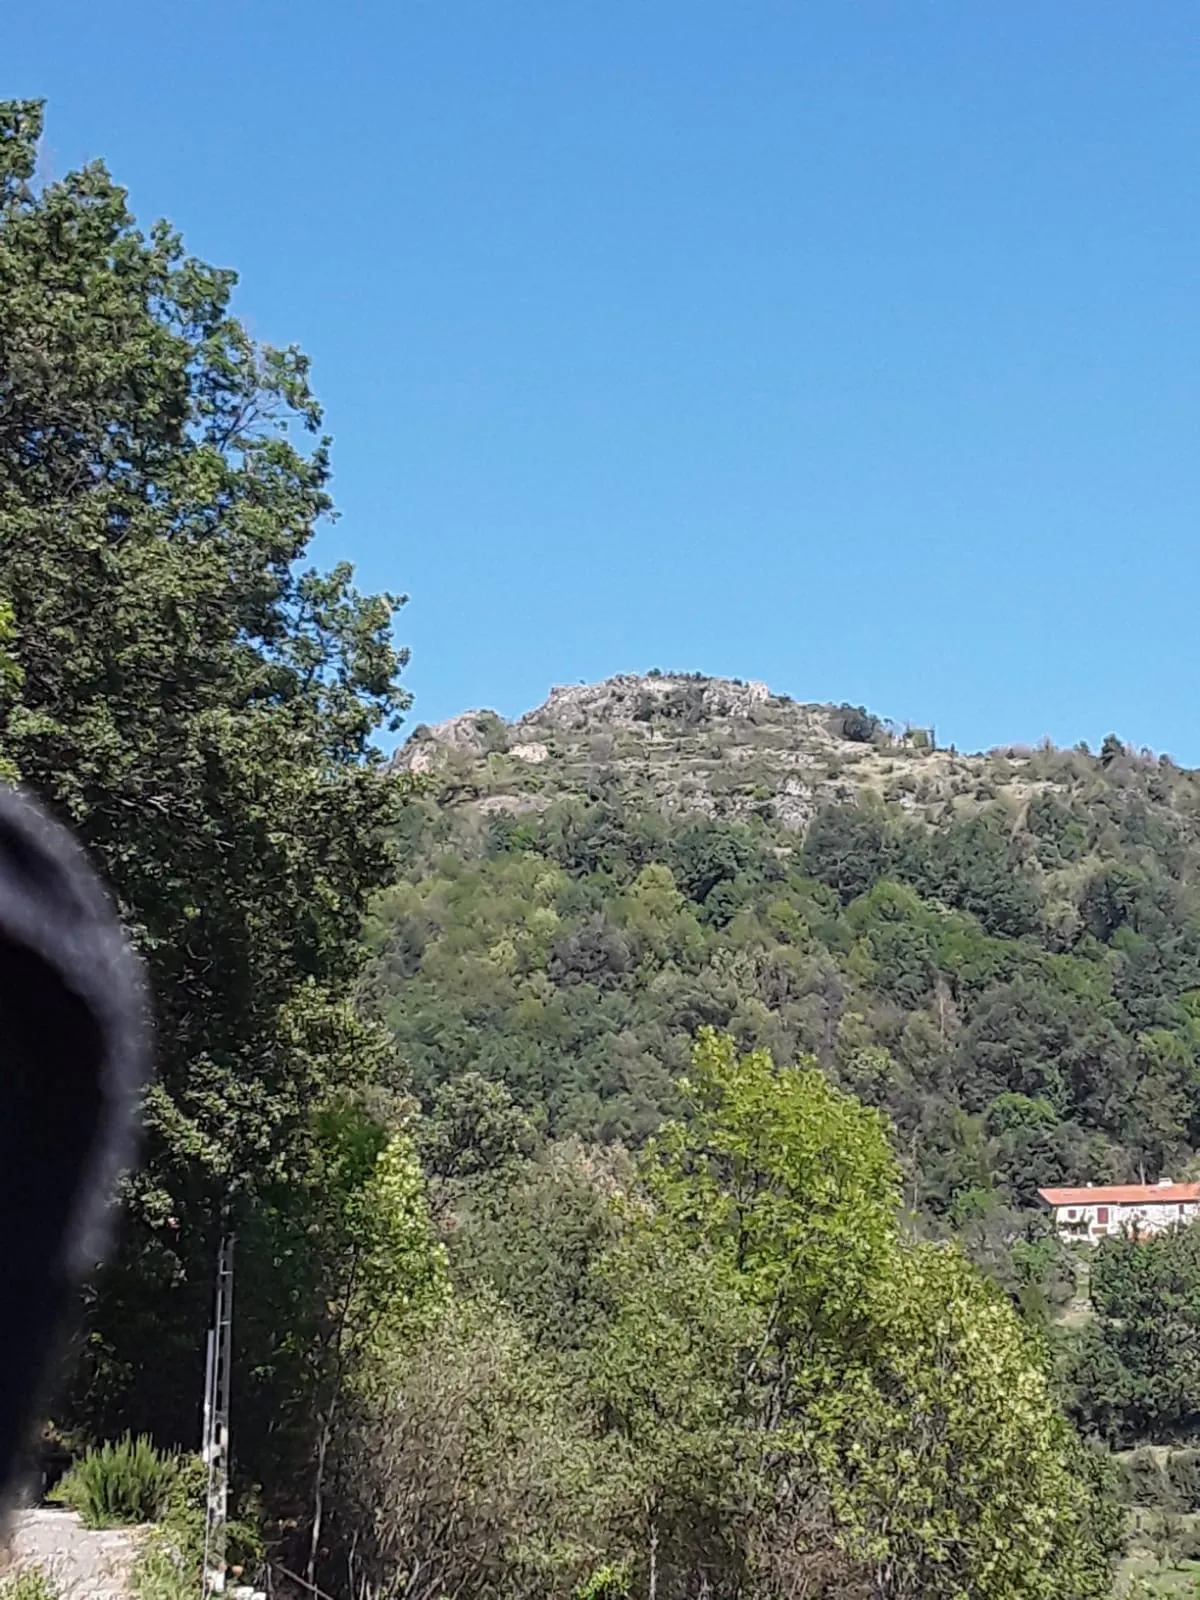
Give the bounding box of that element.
[1039,1184,1200,1207]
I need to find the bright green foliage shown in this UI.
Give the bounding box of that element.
[330,1126,450,1371]
[820,1243,1120,1599]
[0,1571,59,1600]
[576,1564,631,1600]
[649,1028,900,1358]
[52,1434,179,1528]
[0,603,19,691]
[587,1035,1120,1599]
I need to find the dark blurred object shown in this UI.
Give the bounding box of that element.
[0,787,147,1509]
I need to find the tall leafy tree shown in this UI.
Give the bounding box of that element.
[647,1029,901,1365]
[0,99,410,1442]
[634,1032,1121,1599]
[1070,1223,1200,1446]
[241,1107,448,1583]
[584,1225,764,1600]
[822,1242,1122,1600]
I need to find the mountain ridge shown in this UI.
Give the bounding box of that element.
[390,670,1181,836]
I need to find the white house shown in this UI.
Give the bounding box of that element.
[1038,1181,1200,1244]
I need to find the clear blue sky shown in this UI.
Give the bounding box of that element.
[8,3,1200,757]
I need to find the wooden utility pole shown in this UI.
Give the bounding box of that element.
[202,1235,236,1598]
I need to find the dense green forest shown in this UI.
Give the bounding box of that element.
[371,710,1200,1234]
[4,96,1199,1599]
[361,717,1200,1591]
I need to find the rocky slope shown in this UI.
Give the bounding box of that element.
[390,671,1187,834]
[1,1508,143,1599]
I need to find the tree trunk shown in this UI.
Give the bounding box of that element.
[308,1393,339,1588]
[308,1243,363,1587]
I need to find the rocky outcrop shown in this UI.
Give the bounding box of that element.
[388,672,1005,831]
[2,1507,144,1598]
[392,674,824,770]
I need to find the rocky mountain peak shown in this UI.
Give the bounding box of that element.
[390,672,964,830]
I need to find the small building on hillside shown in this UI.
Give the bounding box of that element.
[1038,1181,1200,1243]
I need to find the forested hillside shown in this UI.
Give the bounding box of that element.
[371,675,1200,1240]
[358,677,1200,1591]
[0,102,1153,1599]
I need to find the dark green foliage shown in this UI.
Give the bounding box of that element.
[985,1094,1087,1208]
[446,1144,623,1350]
[52,1435,179,1528]
[903,812,1041,936]
[801,804,889,902]
[1027,792,1089,866]
[667,816,764,906]
[549,914,634,988]
[1070,1226,1200,1446]
[1113,1445,1200,1513]
[1121,1447,1171,1507]
[0,101,417,1505]
[0,99,408,1230]
[475,711,510,753]
[417,1072,537,1181]
[1166,1448,1200,1511]
[958,975,1129,1120]
[1081,863,1157,942]
[832,703,881,742]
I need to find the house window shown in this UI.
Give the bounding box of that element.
[1097,1207,1109,1224]
[1067,1209,1078,1220]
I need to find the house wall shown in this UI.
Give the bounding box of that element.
[1055,1203,1108,1241]
[1053,1200,1200,1242]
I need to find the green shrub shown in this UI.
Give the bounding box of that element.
[1122,1447,1172,1509]
[834,704,881,743]
[577,1564,631,1600]
[129,1534,193,1600]
[51,1434,179,1528]
[127,1452,261,1600]
[0,1570,58,1600]
[1167,1448,1200,1511]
